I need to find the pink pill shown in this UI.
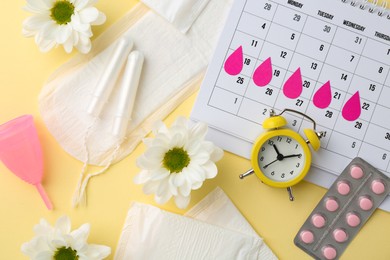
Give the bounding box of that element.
[311,214,326,228]
[371,180,385,195]
[325,197,339,212]
[346,212,361,227]
[322,245,337,260]
[300,230,314,244]
[333,228,348,243]
[337,181,350,195]
[350,165,364,179]
[359,196,373,211]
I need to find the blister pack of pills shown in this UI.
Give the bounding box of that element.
[294,157,390,259]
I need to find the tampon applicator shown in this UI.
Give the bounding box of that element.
[87,36,134,117]
[112,50,144,139]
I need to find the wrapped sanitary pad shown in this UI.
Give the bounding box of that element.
[115,187,278,259]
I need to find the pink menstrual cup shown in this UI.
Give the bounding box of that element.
[0,115,52,210]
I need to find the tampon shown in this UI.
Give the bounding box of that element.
[87,36,134,117]
[112,50,144,139]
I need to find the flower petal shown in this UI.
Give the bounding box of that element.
[63,36,74,53]
[152,121,167,135]
[71,13,90,32]
[189,122,208,141]
[202,161,218,179]
[74,0,90,10]
[185,139,201,155]
[168,175,178,196]
[78,7,99,23]
[174,194,191,209]
[133,170,151,184]
[72,29,79,45]
[173,172,185,186]
[150,135,170,148]
[55,216,71,234]
[38,38,57,52]
[136,155,160,170]
[179,179,191,197]
[34,21,58,52]
[35,250,54,260]
[169,131,187,148]
[24,0,51,13]
[150,168,170,181]
[21,236,50,258]
[144,146,166,162]
[156,178,170,197]
[56,24,72,44]
[191,181,203,190]
[83,244,111,260]
[155,191,172,204]
[41,21,58,40]
[142,137,153,147]
[33,218,53,236]
[211,146,224,162]
[172,116,188,128]
[40,0,54,9]
[22,14,51,33]
[143,181,159,195]
[52,238,68,248]
[201,142,224,162]
[91,12,106,25]
[70,223,90,248]
[186,164,206,182]
[75,36,91,53]
[190,151,210,165]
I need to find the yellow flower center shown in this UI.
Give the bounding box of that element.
[163,147,190,173]
[50,1,75,25]
[54,246,79,260]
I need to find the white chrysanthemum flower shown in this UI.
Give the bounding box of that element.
[22,0,106,53]
[21,216,111,260]
[134,117,224,209]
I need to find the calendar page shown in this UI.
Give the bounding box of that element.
[191,0,390,211]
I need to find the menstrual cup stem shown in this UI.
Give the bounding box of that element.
[35,183,53,210]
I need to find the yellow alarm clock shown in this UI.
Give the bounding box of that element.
[239,109,323,201]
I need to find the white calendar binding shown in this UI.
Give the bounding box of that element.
[191,0,390,211]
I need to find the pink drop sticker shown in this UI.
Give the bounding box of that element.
[253,57,272,87]
[313,81,332,109]
[224,46,243,75]
[342,91,361,121]
[283,68,303,99]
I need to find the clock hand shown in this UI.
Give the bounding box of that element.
[264,154,301,169]
[283,153,302,159]
[273,144,281,156]
[273,144,286,161]
[263,158,278,169]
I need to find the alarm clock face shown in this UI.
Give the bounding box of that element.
[251,129,311,188]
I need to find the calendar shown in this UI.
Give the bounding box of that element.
[191,0,390,211]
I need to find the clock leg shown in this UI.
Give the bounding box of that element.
[287,187,294,201]
[239,169,255,179]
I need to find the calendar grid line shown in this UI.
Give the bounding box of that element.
[233,26,390,86]
[371,67,390,171]
[354,38,379,157]
[206,0,249,109]
[270,5,309,134]
[304,24,339,150]
[237,1,280,116]
[266,0,390,51]
[326,29,368,155]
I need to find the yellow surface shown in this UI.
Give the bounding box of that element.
[1,1,390,259]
